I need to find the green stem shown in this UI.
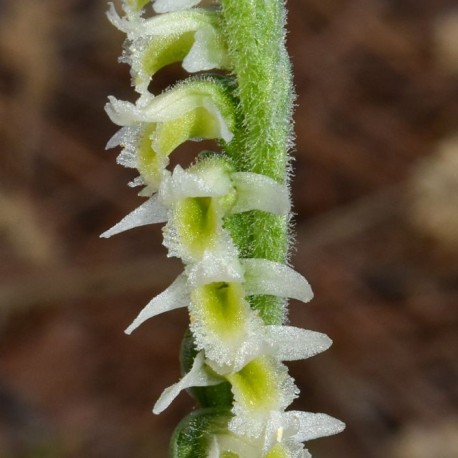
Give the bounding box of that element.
[221,0,294,324]
[220,0,292,179]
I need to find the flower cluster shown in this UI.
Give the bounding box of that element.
[103,1,344,457]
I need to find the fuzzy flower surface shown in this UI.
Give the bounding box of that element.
[103,1,345,457]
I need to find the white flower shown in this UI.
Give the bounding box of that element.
[151,326,335,437]
[209,409,345,458]
[108,5,229,94]
[105,78,236,194]
[105,1,346,455]
[100,160,291,240]
[262,410,345,456]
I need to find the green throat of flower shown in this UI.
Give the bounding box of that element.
[103,1,345,457]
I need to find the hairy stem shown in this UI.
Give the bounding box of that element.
[221,0,293,324]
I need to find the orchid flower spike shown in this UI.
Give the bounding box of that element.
[103,1,345,456]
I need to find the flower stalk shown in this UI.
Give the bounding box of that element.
[103,1,345,456]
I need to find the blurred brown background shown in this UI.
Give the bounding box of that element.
[0,0,457,457]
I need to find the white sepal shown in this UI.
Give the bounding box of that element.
[153,0,201,13]
[287,411,346,442]
[265,325,332,361]
[153,352,221,414]
[231,172,290,215]
[242,259,313,303]
[125,274,189,334]
[100,196,168,238]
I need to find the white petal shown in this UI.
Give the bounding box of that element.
[203,97,233,143]
[153,352,220,414]
[153,0,201,13]
[125,274,188,334]
[242,259,313,303]
[231,173,290,215]
[265,326,332,361]
[100,196,168,238]
[288,411,346,442]
[186,251,244,288]
[183,27,228,73]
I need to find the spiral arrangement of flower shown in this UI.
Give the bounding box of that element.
[103,1,345,456]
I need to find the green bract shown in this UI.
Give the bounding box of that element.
[103,1,344,457]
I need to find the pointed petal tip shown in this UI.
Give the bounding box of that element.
[123,274,189,334]
[124,325,135,335]
[99,228,115,239]
[151,351,219,415]
[293,412,346,442]
[243,259,314,303]
[99,226,120,239]
[335,418,346,433]
[266,326,334,362]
